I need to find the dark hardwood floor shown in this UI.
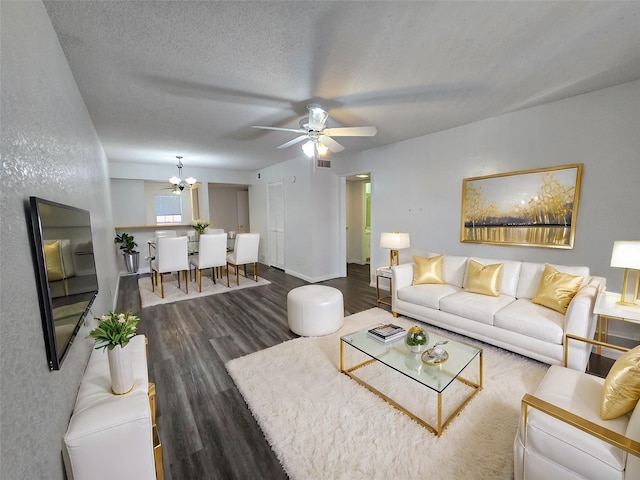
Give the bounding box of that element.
[115,263,377,479]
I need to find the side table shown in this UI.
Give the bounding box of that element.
[593,291,640,354]
[376,266,393,308]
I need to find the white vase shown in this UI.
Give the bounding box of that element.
[107,344,134,395]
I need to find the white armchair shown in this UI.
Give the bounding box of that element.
[515,336,640,480]
[226,233,259,287]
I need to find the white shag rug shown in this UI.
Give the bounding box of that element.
[226,308,548,480]
[138,272,270,308]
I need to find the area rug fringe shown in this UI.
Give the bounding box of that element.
[138,272,270,308]
[226,307,548,480]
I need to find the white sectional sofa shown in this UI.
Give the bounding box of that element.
[391,253,606,371]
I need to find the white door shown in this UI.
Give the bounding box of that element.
[268,181,285,269]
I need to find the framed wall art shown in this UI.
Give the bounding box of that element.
[461,164,583,249]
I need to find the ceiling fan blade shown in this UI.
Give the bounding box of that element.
[323,126,377,137]
[277,135,308,149]
[252,125,306,134]
[319,135,345,153]
[307,105,329,131]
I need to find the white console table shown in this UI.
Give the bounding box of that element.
[63,335,163,480]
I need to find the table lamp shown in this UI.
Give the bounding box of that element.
[380,232,410,267]
[610,240,640,307]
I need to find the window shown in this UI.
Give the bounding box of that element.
[155,195,182,224]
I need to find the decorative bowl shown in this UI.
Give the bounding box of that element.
[405,325,428,353]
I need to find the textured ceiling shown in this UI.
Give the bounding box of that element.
[43,1,640,170]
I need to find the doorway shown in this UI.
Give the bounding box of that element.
[344,172,372,279]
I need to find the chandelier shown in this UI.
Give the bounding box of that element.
[169,156,196,193]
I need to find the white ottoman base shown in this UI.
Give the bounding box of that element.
[287,285,344,336]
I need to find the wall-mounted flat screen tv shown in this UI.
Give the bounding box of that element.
[29,197,98,370]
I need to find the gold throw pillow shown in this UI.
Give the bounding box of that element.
[465,259,503,297]
[44,240,64,281]
[532,264,583,314]
[601,345,640,420]
[412,255,444,285]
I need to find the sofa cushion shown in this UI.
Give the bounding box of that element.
[494,299,564,344]
[467,257,521,297]
[517,262,590,299]
[532,264,584,314]
[601,345,640,420]
[427,254,468,288]
[439,291,516,325]
[464,259,503,296]
[412,255,444,285]
[397,284,460,310]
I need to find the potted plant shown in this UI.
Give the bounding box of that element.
[114,232,139,273]
[89,311,140,394]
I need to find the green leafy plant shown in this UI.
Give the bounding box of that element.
[406,326,428,346]
[89,311,140,350]
[191,219,210,234]
[114,232,138,254]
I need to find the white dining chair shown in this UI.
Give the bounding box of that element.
[189,233,227,292]
[151,236,189,298]
[226,233,260,287]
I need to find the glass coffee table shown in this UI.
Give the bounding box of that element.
[340,325,483,436]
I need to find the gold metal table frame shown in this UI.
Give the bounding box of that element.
[340,331,483,436]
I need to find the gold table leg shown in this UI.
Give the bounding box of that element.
[340,339,483,437]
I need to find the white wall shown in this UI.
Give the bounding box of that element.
[251,158,341,282]
[0,2,118,478]
[249,81,640,288]
[333,80,640,317]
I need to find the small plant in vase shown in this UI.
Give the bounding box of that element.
[191,219,210,237]
[89,311,140,394]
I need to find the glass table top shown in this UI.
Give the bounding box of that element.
[341,326,481,393]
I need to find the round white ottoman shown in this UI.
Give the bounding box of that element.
[287,285,344,336]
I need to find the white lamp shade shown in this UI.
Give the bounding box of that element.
[380,232,411,250]
[610,241,640,270]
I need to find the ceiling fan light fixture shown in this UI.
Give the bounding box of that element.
[316,142,328,156]
[302,140,315,157]
[169,176,181,185]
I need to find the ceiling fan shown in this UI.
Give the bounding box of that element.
[252,104,377,157]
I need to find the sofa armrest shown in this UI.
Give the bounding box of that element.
[562,277,606,371]
[391,263,413,290]
[521,393,640,457]
[564,276,606,337]
[391,263,413,306]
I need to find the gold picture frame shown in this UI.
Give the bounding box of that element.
[461,164,583,249]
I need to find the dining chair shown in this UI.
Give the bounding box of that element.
[226,233,260,287]
[151,236,189,298]
[149,230,177,262]
[189,233,227,292]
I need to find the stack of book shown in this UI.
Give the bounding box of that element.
[367,323,406,343]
